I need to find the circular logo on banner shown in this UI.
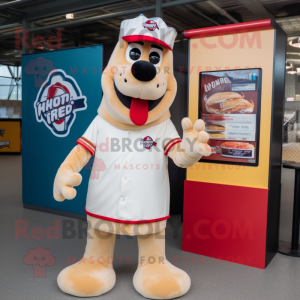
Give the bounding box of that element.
[34,69,87,137]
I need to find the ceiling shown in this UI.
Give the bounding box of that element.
[0,0,300,65]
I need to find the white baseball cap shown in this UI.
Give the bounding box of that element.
[119,14,177,51]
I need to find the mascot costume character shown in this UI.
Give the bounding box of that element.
[54,14,211,299]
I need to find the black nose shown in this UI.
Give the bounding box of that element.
[131,60,156,82]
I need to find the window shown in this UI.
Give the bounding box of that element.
[283,38,300,162]
[0,65,22,101]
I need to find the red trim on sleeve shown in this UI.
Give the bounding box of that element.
[76,140,95,156]
[164,140,181,155]
[80,136,96,150]
[85,208,170,224]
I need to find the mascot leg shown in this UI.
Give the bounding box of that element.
[57,228,116,297]
[133,229,191,299]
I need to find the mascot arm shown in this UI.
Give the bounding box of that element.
[53,116,99,202]
[53,145,91,202]
[167,118,211,168]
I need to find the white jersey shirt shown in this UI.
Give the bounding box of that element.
[77,116,181,224]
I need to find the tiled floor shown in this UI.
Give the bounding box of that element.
[1,155,300,300]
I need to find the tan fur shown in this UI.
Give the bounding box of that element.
[168,143,199,168]
[59,261,106,296]
[98,41,177,130]
[57,228,116,297]
[167,118,211,169]
[133,229,191,299]
[53,144,91,201]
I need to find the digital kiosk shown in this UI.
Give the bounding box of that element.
[182,20,286,269]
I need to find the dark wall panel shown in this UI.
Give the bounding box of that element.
[265,24,287,267]
[169,49,188,215]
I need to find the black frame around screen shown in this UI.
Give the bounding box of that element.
[198,68,262,167]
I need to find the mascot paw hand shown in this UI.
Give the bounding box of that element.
[181,117,211,157]
[53,168,82,202]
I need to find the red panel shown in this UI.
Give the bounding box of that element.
[183,19,274,39]
[182,180,268,269]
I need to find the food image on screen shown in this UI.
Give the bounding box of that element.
[221,141,254,149]
[205,92,254,114]
[199,68,261,166]
[209,133,225,138]
[221,142,255,159]
[206,124,225,131]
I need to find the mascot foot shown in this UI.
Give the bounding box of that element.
[133,259,191,299]
[57,258,116,297]
[134,229,191,299]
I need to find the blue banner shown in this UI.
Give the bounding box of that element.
[22,45,103,215]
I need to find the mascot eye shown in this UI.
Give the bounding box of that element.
[126,43,143,64]
[149,52,160,64]
[129,48,141,61]
[149,48,163,67]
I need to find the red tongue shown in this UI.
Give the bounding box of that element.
[130,98,148,126]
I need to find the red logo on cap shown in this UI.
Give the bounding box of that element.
[140,136,157,150]
[143,20,159,31]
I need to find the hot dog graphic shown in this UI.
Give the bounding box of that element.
[205,92,254,114]
[221,141,254,149]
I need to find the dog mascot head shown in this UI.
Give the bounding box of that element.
[98,14,177,129]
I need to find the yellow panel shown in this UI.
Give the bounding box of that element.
[0,121,21,152]
[187,29,274,189]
